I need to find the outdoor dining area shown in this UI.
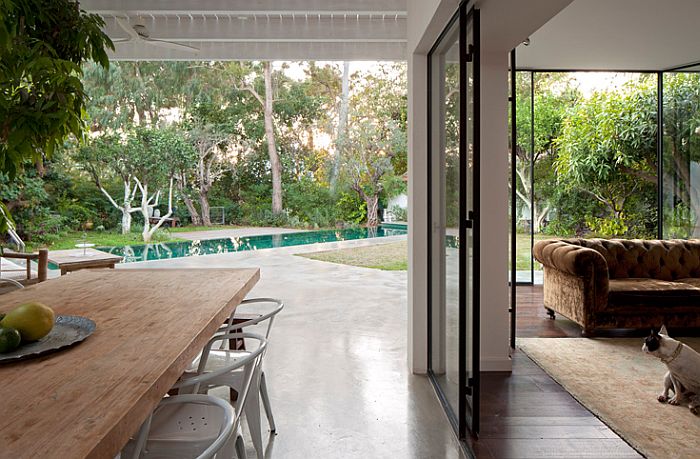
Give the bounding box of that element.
[0,265,283,459]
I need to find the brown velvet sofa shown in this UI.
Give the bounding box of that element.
[533,238,700,335]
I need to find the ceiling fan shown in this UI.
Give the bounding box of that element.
[113,16,199,54]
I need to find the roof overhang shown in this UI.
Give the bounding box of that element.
[80,0,407,61]
[515,0,700,71]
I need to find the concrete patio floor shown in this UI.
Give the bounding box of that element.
[116,236,464,458]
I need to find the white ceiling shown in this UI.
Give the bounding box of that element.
[81,0,407,61]
[515,0,700,71]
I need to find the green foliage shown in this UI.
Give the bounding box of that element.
[0,0,112,178]
[517,73,659,239]
[390,205,407,222]
[335,192,366,224]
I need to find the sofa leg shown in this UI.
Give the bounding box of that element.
[545,307,556,320]
[581,328,595,337]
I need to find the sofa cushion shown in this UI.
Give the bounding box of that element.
[608,278,700,308]
[558,238,700,281]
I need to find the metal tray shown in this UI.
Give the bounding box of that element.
[0,315,96,363]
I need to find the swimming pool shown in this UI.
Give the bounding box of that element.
[96,226,407,264]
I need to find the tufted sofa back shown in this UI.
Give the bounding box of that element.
[558,238,700,280]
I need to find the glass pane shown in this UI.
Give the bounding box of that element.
[514,71,533,283]
[429,16,460,416]
[531,72,658,258]
[663,72,700,238]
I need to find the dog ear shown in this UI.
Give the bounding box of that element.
[660,324,669,336]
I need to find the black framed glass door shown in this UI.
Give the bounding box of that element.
[428,3,480,439]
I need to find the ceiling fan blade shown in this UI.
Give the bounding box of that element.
[112,38,131,43]
[144,38,200,53]
[114,16,140,40]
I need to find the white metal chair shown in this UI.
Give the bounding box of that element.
[217,298,284,459]
[124,394,235,459]
[123,332,267,459]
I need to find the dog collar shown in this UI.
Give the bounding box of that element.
[661,342,683,365]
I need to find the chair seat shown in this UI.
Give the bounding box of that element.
[122,401,233,458]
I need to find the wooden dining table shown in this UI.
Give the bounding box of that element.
[0,268,259,459]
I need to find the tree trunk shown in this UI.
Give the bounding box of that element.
[330,61,351,194]
[183,195,201,226]
[138,178,174,243]
[98,180,136,234]
[199,192,211,226]
[121,210,132,234]
[264,61,283,214]
[365,194,380,227]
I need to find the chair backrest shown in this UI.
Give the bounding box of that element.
[0,278,25,291]
[221,298,284,339]
[173,332,267,414]
[130,394,235,459]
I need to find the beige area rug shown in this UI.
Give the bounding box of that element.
[518,337,700,459]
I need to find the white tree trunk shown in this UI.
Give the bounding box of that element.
[99,179,139,234]
[330,61,350,194]
[135,178,175,243]
[264,61,283,215]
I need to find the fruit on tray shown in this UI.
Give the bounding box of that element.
[0,326,21,353]
[0,302,55,342]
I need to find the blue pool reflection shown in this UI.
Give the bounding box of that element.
[97,226,407,264]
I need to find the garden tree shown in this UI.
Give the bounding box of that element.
[124,128,191,242]
[303,62,342,188]
[76,135,141,234]
[330,62,351,194]
[81,61,192,131]
[0,0,112,231]
[226,61,284,214]
[513,73,579,232]
[183,121,229,226]
[344,63,407,226]
[555,77,658,237]
[77,128,193,241]
[662,73,700,236]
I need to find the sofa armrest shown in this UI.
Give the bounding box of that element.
[534,239,609,280]
[533,240,610,331]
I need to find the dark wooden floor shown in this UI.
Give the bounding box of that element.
[463,285,642,458]
[515,285,583,338]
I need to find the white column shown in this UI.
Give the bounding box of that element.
[407,50,429,374]
[478,49,512,371]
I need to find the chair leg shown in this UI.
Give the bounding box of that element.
[235,434,248,459]
[245,381,264,459]
[260,371,276,433]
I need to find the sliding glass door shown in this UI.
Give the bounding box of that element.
[428,4,480,439]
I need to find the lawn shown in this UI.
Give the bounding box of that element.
[513,232,550,270]
[298,241,408,271]
[297,233,552,272]
[26,230,186,252]
[25,225,257,251]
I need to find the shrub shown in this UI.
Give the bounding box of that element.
[390,205,407,222]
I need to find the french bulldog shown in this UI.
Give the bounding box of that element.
[642,325,700,415]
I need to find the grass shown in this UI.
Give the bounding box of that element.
[26,230,186,252]
[298,241,408,271]
[513,233,550,270]
[298,233,553,272]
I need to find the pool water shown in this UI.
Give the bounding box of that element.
[96,226,407,264]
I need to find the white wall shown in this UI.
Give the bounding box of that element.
[407,0,572,374]
[406,0,459,374]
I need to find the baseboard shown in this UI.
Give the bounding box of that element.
[480,356,512,372]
